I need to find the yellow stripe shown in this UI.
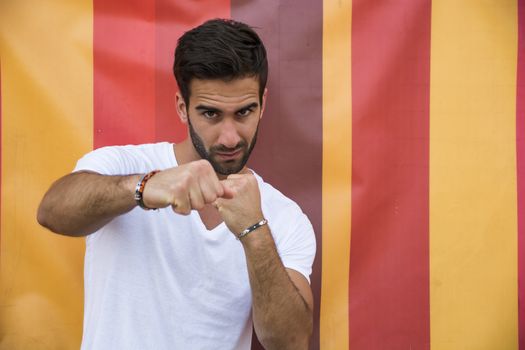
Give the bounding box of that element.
[320,0,352,348]
[0,0,92,348]
[429,1,518,349]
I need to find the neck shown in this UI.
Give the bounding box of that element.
[174,138,199,166]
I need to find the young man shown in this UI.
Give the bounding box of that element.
[38,19,316,350]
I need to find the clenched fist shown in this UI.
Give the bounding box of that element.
[141,159,233,215]
[215,171,264,236]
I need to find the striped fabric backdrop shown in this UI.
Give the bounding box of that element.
[0,0,523,349]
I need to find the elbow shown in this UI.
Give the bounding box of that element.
[259,333,310,350]
[37,201,55,232]
[256,303,313,350]
[37,199,97,237]
[258,320,312,350]
[37,198,65,234]
[37,201,48,227]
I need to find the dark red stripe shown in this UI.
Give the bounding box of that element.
[154,1,230,144]
[350,1,431,348]
[93,0,156,147]
[517,0,525,348]
[230,2,323,349]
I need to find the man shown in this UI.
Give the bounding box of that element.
[38,19,316,350]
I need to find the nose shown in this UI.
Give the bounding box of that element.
[217,118,241,149]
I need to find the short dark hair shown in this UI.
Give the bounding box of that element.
[173,19,268,105]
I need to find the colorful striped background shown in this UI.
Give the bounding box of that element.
[1,0,523,349]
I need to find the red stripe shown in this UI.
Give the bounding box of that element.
[349,1,431,348]
[93,0,156,147]
[230,2,323,349]
[517,0,525,348]
[94,0,231,147]
[154,1,230,144]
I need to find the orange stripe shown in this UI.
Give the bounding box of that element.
[517,0,525,347]
[320,0,352,348]
[429,1,519,348]
[0,59,2,262]
[0,0,91,347]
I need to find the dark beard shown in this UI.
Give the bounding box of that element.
[188,117,258,175]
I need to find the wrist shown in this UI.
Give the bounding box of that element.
[237,218,268,240]
[134,170,160,210]
[238,222,273,250]
[118,174,142,207]
[228,209,264,235]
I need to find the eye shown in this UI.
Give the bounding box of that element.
[237,107,254,118]
[202,110,219,119]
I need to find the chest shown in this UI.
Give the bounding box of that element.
[103,207,250,288]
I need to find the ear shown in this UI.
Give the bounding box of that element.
[259,88,268,120]
[175,92,188,124]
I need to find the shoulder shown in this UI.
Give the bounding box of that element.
[93,142,173,157]
[253,172,302,214]
[74,142,176,175]
[252,172,316,282]
[252,172,312,233]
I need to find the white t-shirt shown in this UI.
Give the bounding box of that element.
[74,142,316,350]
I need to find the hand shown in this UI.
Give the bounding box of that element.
[141,160,233,215]
[214,171,264,236]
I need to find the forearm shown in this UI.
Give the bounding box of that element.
[37,172,140,236]
[241,227,313,349]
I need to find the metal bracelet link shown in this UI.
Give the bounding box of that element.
[237,219,268,240]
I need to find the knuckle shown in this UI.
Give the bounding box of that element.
[191,196,205,210]
[204,192,217,203]
[247,175,257,186]
[203,161,215,175]
[192,203,204,210]
[173,206,191,216]
[194,159,211,172]
[170,183,185,195]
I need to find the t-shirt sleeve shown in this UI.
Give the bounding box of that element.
[74,146,126,175]
[271,208,316,284]
[73,145,148,175]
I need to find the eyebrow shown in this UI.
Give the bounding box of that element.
[194,102,259,114]
[236,102,259,113]
[195,105,222,113]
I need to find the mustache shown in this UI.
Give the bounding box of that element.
[210,142,247,153]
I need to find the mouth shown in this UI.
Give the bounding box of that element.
[214,148,243,161]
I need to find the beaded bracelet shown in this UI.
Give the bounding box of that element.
[134,170,160,210]
[237,219,268,240]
